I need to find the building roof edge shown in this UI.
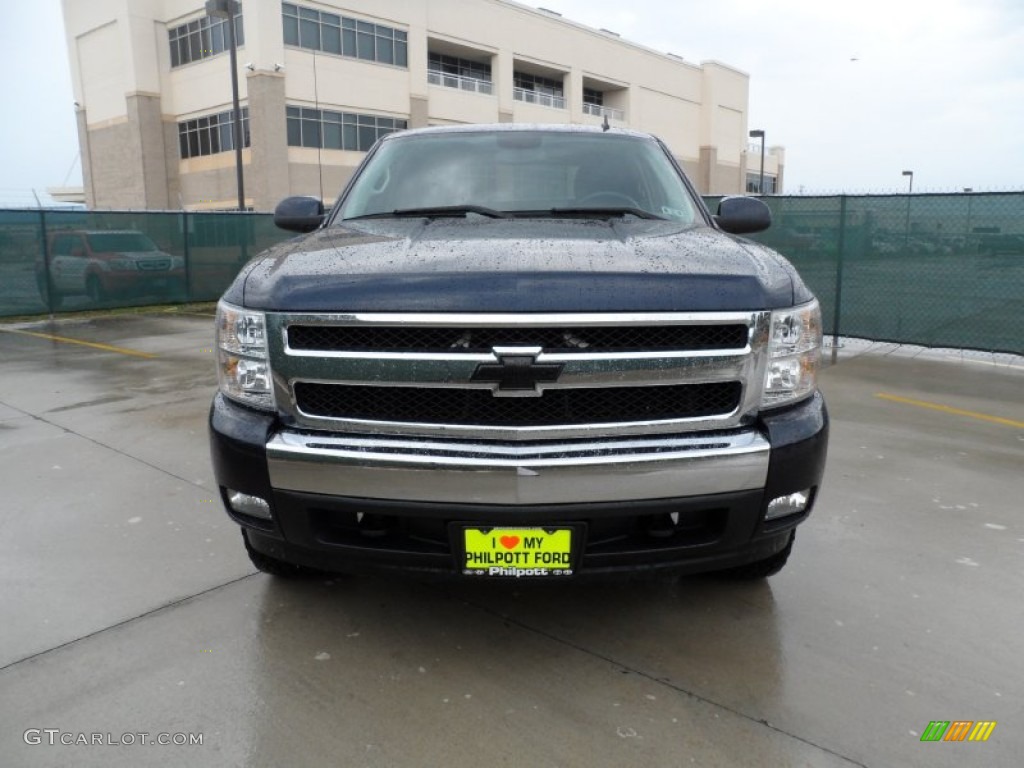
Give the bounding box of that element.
[491,0,709,72]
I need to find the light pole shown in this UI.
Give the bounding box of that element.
[964,188,974,243]
[901,170,913,252]
[206,0,245,211]
[897,169,914,338]
[749,129,765,194]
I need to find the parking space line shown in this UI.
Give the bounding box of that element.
[875,393,1024,429]
[0,328,157,359]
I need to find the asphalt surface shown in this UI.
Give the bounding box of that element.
[0,312,1021,768]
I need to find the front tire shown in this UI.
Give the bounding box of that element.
[717,531,795,580]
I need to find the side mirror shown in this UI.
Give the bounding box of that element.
[714,196,771,234]
[274,196,325,233]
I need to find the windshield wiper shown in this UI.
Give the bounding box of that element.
[346,205,511,220]
[516,207,666,221]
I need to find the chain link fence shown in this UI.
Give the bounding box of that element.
[2,193,1022,354]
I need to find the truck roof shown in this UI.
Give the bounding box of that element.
[386,123,657,142]
[49,229,147,236]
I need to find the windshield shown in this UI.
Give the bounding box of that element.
[337,131,700,225]
[86,233,159,252]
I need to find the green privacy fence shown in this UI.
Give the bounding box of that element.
[0,209,295,317]
[721,193,1024,355]
[2,193,1022,354]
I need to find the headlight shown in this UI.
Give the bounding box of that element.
[216,300,275,410]
[107,258,136,271]
[761,299,821,408]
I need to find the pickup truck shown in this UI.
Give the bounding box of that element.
[38,229,185,306]
[209,124,828,581]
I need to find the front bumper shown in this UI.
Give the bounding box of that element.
[209,392,828,577]
[98,269,185,294]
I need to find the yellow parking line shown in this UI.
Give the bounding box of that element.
[876,393,1024,429]
[0,328,157,359]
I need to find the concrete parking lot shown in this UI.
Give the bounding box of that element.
[0,310,1021,767]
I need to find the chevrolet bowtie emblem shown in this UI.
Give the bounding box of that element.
[470,347,563,396]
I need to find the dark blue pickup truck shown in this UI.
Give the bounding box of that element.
[209,124,828,581]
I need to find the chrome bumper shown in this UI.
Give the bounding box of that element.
[266,429,770,505]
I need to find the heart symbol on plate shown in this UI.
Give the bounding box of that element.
[499,535,520,550]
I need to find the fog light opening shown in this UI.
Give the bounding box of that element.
[765,489,811,521]
[646,513,678,539]
[227,490,272,520]
[356,512,389,538]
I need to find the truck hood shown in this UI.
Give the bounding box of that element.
[234,217,811,312]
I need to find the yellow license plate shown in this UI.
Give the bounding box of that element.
[462,527,574,577]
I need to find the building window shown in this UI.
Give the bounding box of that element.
[582,87,625,120]
[178,108,250,159]
[427,52,493,94]
[169,11,244,68]
[745,173,778,194]
[286,107,407,151]
[282,3,407,66]
[513,72,565,109]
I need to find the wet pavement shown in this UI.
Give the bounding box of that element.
[0,312,1021,767]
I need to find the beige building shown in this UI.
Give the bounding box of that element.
[61,0,784,211]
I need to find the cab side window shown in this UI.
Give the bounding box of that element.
[52,235,84,257]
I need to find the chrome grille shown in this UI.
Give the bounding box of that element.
[293,382,742,426]
[287,324,748,352]
[267,311,771,439]
[137,259,171,271]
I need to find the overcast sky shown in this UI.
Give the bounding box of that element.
[547,0,1024,193]
[1,0,1022,205]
